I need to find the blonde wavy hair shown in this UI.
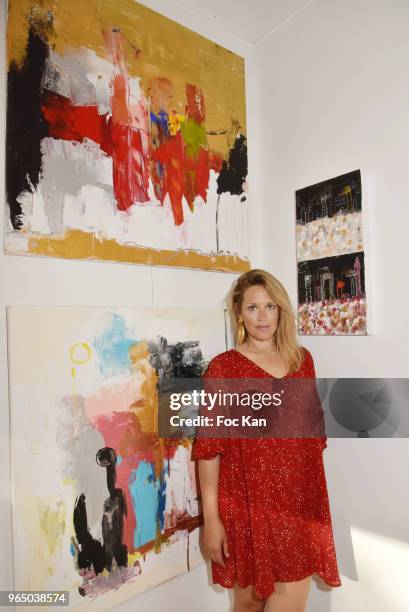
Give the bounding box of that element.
[226,269,304,374]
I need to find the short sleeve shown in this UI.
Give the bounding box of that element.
[190,356,227,461]
[303,348,327,451]
[191,437,226,460]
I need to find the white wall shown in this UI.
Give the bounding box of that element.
[255,1,409,610]
[0,1,261,611]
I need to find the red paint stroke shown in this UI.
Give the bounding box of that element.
[193,148,211,203]
[184,149,210,209]
[105,30,150,211]
[110,122,149,211]
[209,150,223,173]
[183,169,195,210]
[186,83,205,123]
[152,131,185,225]
[41,90,112,155]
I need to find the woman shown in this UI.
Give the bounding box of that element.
[191,269,341,612]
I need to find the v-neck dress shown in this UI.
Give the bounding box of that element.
[191,347,342,600]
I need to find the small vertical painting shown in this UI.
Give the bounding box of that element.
[296,170,368,335]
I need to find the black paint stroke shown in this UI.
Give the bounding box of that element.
[6,27,49,229]
[169,341,204,378]
[73,447,128,587]
[97,447,128,571]
[73,493,106,575]
[217,134,248,197]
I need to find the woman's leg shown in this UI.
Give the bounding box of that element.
[264,575,313,612]
[233,583,266,612]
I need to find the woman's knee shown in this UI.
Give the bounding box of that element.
[264,575,312,612]
[233,584,266,612]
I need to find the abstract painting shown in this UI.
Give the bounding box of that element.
[5,0,249,272]
[7,306,227,610]
[296,170,368,335]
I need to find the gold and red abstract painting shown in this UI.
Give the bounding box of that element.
[5,0,249,271]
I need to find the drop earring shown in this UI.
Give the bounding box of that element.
[237,317,245,345]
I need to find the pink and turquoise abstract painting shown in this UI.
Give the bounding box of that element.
[7,306,226,610]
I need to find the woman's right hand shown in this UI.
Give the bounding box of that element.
[203,516,229,567]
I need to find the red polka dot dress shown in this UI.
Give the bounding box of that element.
[191,347,342,600]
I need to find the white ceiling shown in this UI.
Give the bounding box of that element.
[177,0,315,45]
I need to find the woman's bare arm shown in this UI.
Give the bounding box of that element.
[198,456,220,520]
[198,456,229,567]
